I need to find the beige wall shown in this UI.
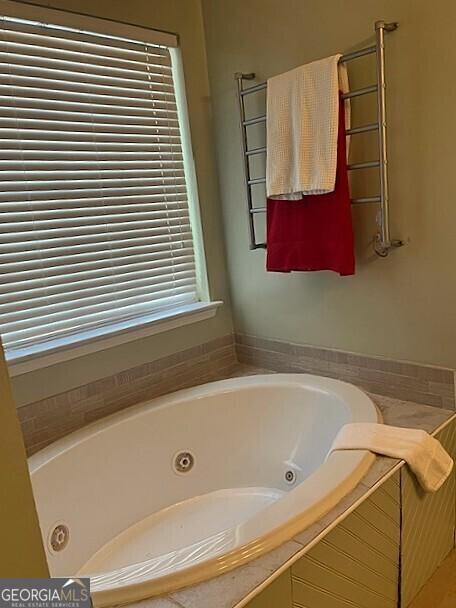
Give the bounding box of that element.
[0,340,49,576]
[9,0,233,406]
[202,0,456,368]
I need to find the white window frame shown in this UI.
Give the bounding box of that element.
[0,1,221,376]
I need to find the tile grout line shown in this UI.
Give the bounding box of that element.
[235,333,455,376]
[234,335,456,410]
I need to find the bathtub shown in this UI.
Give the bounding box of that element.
[29,374,380,606]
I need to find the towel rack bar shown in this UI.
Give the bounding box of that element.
[351,195,382,204]
[240,82,267,96]
[339,44,377,62]
[244,126,378,157]
[246,146,267,156]
[241,83,378,101]
[249,195,381,213]
[348,160,380,170]
[343,85,378,99]
[243,121,379,137]
[247,166,381,184]
[239,45,378,97]
[243,115,266,126]
[243,90,378,129]
[346,123,379,135]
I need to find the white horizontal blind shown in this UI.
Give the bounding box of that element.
[0,15,199,355]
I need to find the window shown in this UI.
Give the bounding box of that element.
[0,3,212,364]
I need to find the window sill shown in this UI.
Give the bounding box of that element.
[6,301,223,377]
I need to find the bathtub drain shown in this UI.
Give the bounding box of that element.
[174,451,195,473]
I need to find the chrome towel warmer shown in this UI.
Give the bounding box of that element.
[235,20,403,257]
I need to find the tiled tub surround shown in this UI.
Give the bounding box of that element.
[19,352,456,608]
[236,334,456,410]
[17,332,456,455]
[81,387,455,608]
[18,335,237,455]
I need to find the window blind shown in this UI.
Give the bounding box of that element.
[0,15,199,356]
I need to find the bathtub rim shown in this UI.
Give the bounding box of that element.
[28,373,381,606]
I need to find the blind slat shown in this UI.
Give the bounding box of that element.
[0,249,195,294]
[4,293,198,350]
[0,40,171,72]
[0,61,174,90]
[1,237,193,273]
[0,83,178,109]
[0,146,183,158]
[0,73,175,100]
[1,234,194,271]
[0,117,181,135]
[0,231,191,255]
[0,98,178,119]
[0,50,173,80]
[0,128,182,142]
[0,256,195,305]
[2,213,190,234]
[0,193,188,211]
[3,289,197,347]
[0,202,188,220]
[0,20,173,59]
[1,271,197,326]
[1,222,192,245]
[0,106,179,126]
[0,223,192,246]
[0,188,187,205]
[0,168,185,181]
[0,178,186,193]
[0,13,199,353]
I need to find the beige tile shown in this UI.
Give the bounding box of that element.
[17,404,36,423]
[357,367,431,392]
[371,393,454,431]
[65,385,90,404]
[19,418,36,436]
[202,334,234,351]
[116,363,151,386]
[235,334,455,408]
[362,381,445,408]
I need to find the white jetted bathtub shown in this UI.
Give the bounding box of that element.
[29,374,380,606]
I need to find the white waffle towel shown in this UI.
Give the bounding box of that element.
[266,54,349,199]
[330,423,454,493]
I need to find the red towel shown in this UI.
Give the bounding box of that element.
[266,96,355,276]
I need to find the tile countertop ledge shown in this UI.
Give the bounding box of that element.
[115,366,456,608]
